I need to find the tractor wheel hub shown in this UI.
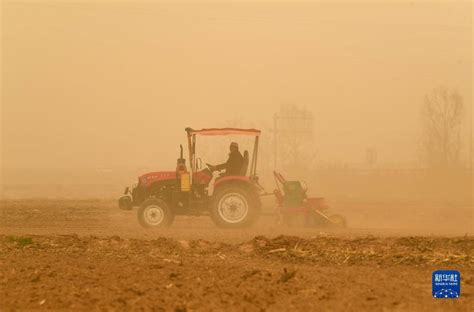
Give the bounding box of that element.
[217,192,249,223]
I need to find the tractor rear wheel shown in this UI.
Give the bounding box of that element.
[137,198,174,228]
[210,185,260,228]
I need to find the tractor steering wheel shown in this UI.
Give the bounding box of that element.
[206,163,221,172]
[206,163,215,171]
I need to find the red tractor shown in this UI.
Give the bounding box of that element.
[119,127,346,229]
[119,127,264,228]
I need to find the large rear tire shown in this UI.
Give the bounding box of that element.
[137,198,174,228]
[210,185,260,228]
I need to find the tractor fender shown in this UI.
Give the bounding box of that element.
[213,177,261,208]
[214,176,253,188]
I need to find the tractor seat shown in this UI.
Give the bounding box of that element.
[240,150,249,176]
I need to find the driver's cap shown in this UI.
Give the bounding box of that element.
[230,142,239,148]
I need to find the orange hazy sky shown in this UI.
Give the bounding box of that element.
[1,1,472,176]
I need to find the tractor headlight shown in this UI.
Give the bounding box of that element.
[125,181,138,196]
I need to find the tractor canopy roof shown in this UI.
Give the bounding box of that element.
[186,127,261,136]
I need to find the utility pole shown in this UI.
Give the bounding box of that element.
[273,105,315,172]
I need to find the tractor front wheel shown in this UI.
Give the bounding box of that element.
[210,186,259,228]
[137,198,174,228]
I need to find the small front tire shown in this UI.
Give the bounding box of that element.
[137,198,174,228]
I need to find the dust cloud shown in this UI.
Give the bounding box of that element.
[1,2,474,311]
[1,1,473,231]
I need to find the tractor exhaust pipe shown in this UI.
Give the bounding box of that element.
[176,144,186,169]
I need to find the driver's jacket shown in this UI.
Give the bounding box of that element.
[215,150,244,176]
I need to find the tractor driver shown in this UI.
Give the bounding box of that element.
[208,142,244,176]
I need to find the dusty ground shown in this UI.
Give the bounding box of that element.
[1,199,473,311]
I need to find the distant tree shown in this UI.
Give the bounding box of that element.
[420,87,464,169]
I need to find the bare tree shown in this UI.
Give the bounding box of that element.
[420,86,464,169]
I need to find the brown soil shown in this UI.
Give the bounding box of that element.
[1,199,473,311]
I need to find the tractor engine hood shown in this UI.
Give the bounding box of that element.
[139,171,177,187]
